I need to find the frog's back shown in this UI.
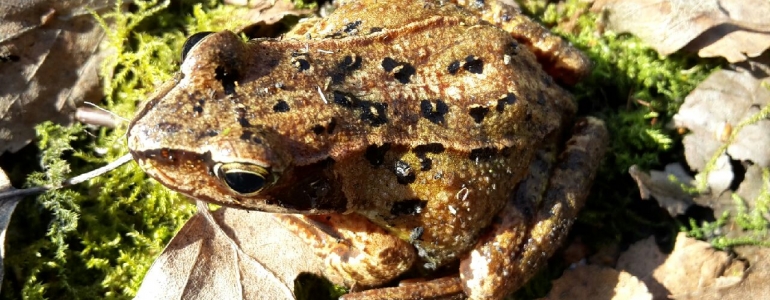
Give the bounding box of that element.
[228,0,573,165]
[133,0,574,165]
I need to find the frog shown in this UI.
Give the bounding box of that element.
[126,0,609,298]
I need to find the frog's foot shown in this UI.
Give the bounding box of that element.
[340,276,464,300]
[452,0,591,85]
[273,213,416,287]
[459,117,608,299]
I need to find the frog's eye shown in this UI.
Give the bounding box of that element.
[181,31,214,61]
[214,163,274,195]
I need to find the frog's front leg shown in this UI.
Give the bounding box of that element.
[273,213,416,288]
[452,0,591,84]
[460,117,608,299]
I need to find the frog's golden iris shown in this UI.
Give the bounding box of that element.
[212,162,275,196]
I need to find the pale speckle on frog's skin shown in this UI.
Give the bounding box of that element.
[127,0,608,298]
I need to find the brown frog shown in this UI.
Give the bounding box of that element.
[127,0,609,298]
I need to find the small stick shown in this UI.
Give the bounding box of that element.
[0,154,134,201]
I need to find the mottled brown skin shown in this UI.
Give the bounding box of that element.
[127,0,608,299]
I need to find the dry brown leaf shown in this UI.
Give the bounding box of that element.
[628,164,695,216]
[227,0,313,28]
[674,70,770,168]
[703,246,770,300]
[0,0,113,153]
[545,264,652,300]
[674,68,770,185]
[671,69,770,224]
[592,0,770,62]
[617,233,746,299]
[0,167,23,294]
[135,202,325,300]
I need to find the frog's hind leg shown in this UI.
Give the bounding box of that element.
[273,213,416,288]
[459,117,608,299]
[452,0,590,85]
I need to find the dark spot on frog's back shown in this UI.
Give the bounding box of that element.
[393,160,415,184]
[272,100,290,112]
[469,147,497,161]
[333,91,354,108]
[332,92,387,126]
[364,143,391,166]
[463,55,484,74]
[331,55,362,84]
[496,93,517,112]
[420,100,449,124]
[358,100,388,126]
[381,57,416,84]
[413,143,445,155]
[343,20,362,34]
[381,57,398,72]
[468,106,489,124]
[293,58,310,72]
[394,63,415,84]
[390,199,427,216]
[447,60,461,74]
[413,143,444,171]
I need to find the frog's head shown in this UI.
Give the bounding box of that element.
[127,31,347,214]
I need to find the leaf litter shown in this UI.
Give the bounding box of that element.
[623,54,770,300]
[136,202,327,300]
[0,0,116,154]
[592,0,770,62]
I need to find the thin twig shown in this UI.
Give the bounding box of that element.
[0,154,133,201]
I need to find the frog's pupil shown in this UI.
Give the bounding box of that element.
[223,171,265,194]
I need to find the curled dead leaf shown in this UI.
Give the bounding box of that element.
[135,202,327,300]
[628,164,694,216]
